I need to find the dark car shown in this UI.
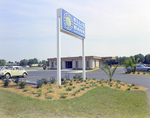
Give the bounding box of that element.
[126,64,150,72]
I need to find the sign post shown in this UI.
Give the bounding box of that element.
[57,8,85,86]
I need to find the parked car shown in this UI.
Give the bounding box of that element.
[125,64,150,72]
[0,66,28,79]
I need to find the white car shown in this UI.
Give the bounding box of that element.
[0,66,28,79]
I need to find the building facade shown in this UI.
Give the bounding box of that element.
[47,56,115,70]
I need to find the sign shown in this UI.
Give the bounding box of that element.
[57,8,85,39]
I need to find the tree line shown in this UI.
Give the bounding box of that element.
[0,58,49,66]
[104,53,150,65]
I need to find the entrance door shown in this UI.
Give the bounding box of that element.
[66,61,72,68]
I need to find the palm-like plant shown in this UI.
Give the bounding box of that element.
[124,56,140,72]
[100,64,118,82]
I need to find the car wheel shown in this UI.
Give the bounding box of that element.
[5,73,11,79]
[22,73,27,78]
[147,69,150,72]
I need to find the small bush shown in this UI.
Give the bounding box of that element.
[50,77,56,84]
[13,77,20,85]
[64,84,67,87]
[116,80,121,83]
[42,78,48,84]
[19,80,27,89]
[48,89,53,93]
[31,91,36,94]
[62,91,68,95]
[46,96,53,99]
[60,94,67,98]
[66,87,72,91]
[37,79,43,88]
[131,83,135,86]
[76,89,80,93]
[69,82,73,86]
[79,78,83,81]
[73,86,76,88]
[126,88,130,91]
[59,86,62,89]
[101,79,104,81]
[38,88,42,93]
[37,92,42,96]
[92,78,96,80]
[88,78,91,81]
[81,87,85,90]
[3,78,10,87]
[86,82,89,84]
[72,92,77,96]
[61,81,67,85]
[23,89,29,92]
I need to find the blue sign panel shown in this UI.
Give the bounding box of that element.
[62,9,85,39]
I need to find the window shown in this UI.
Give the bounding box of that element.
[52,62,54,68]
[76,60,78,68]
[86,60,89,68]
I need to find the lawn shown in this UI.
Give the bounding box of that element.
[0,84,149,117]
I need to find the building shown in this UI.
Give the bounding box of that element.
[47,56,115,70]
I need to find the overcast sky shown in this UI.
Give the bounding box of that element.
[1,0,150,62]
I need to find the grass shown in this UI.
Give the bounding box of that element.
[0,87,149,118]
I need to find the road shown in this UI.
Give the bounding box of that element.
[22,67,150,104]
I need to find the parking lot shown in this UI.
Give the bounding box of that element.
[21,67,150,104]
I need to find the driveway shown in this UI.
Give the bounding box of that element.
[24,67,150,104]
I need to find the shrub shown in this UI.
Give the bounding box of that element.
[50,77,56,84]
[3,78,10,87]
[101,79,104,81]
[72,92,77,96]
[86,82,89,84]
[81,84,84,86]
[59,86,62,89]
[48,89,53,93]
[88,78,91,81]
[64,84,67,87]
[37,92,42,96]
[61,91,68,95]
[37,79,43,88]
[61,81,67,85]
[79,78,83,81]
[60,94,67,98]
[65,73,70,80]
[13,77,20,85]
[81,87,85,90]
[38,88,42,93]
[73,86,76,88]
[92,78,96,80]
[84,80,86,82]
[126,88,130,91]
[31,91,36,94]
[73,73,82,79]
[116,80,121,83]
[42,78,48,84]
[46,96,53,99]
[47,85,52,89]
[66,87,72,91]
[131,83,135,86]
[76,89,80,93]
[23,89,29,92]
[19,80,27,89]
[69,82,73,86]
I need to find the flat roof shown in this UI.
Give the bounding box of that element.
[47,56,115,61]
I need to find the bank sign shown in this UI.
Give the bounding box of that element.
[58,8,85,39]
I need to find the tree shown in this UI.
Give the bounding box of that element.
[100,64,118,82]
[134,54,144,63]
[144,54,150,64]
[0,59,6,66]
[42,60,47,70]
[124,56,140,72]
[28,58,38,66]
[20,59,28,66]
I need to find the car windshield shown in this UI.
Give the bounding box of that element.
[7,67,13,70]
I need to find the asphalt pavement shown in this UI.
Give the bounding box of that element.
[23,67,150,104]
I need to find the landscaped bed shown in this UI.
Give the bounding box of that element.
[0,78,147,100]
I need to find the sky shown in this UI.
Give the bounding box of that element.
[1,0,150,62]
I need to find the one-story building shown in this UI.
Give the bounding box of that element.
[47,56,115,70]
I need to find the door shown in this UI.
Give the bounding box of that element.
[66,61,72,68]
